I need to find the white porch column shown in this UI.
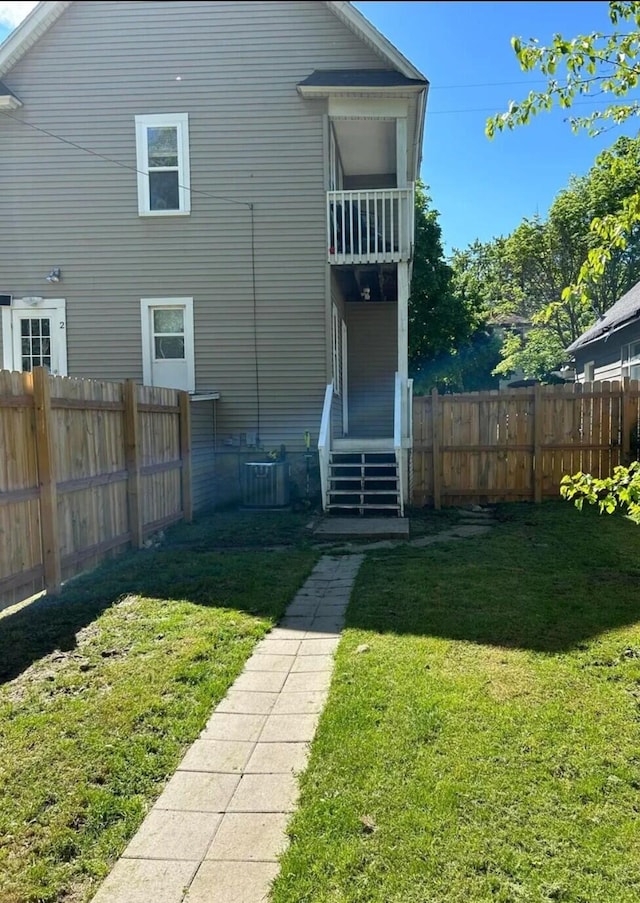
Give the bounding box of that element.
[397,261,410,504]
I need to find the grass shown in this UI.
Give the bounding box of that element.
[272,502,640,903]
[0,519,317,903]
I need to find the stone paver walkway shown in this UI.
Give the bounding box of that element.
[92,554,364,903]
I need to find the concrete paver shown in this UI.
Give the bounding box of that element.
[259,712,320,743]
[297,637,340,655]
[243,654,296,673]
[92,860,198,903]
[185,861,279,903]
[178,740,254,774]
[201,713,267,742]
[206,812,290,861]
[216,690,279,716]
[123,810,222,861]
[281,670,332,694]
[227,773,299,812]
[271,691,327,714]
[232,670,289,693]
[254,638,301,656]
[155,772,239,812]
[290,654,334,672]
[245,741,309,774]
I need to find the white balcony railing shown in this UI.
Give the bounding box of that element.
[327,185,415,265]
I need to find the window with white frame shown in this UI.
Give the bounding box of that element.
[583,361,595,382]
[135,113,191,215]
[332,304,341,395]
[622,341,640,379]
[141,298,195,392]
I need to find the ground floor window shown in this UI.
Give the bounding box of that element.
[622,341,640,379]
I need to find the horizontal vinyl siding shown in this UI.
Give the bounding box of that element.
[1,0,389,450]
[574,322,640,381]
[190,400,216,512]
[346,301,397,437]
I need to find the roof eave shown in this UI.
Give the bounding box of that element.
[297,83,426,98]
[0,1,71,77]
[326,1,427,82]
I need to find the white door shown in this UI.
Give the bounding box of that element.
[2,300,67,375]
[141,298,195,392]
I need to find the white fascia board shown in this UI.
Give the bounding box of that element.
[326,1,427,82]
[0,2,71,77]
[297,84,424,98]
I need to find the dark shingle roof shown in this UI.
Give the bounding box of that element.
[298,69,427,89]
[567,279,640,352]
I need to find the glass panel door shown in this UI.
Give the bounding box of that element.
[13,314,57,373]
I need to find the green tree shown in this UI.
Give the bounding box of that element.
[452,136,640,379]
[487,0,640,511]
[487,0,640,308]
[409,182,482,378]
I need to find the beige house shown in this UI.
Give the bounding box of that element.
[0,0,428,513]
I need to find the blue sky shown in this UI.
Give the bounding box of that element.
[2,2,638,253]
[355,1,639,251]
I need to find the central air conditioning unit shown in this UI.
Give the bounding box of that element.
[242,462,290,508]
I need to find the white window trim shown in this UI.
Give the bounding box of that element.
[135,113,191,216]
[2,298,67,375]
[621,341,640,379]
[140,297,195,392]
[583,360,595,382]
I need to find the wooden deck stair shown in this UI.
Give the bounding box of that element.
[327,441,400,516]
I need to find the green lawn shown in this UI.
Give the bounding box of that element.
[272,503,640,903]
[0,526,317,903]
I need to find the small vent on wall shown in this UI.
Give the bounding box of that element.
[0,295,12,307]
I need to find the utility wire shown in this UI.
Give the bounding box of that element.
[0,107,263,439]
[0,109,250,208]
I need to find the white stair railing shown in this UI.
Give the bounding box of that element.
[318,382,334,511]
[394,372,404,517]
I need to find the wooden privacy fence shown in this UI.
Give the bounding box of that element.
[412,380,640,508]
[0,368,192,609]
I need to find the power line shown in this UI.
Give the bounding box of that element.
[0,109,251,208]
[427,99,631,115]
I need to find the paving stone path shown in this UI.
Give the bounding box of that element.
[93,507,497,902]
[92,554,364,903]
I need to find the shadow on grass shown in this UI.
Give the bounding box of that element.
[347,502,640,654]
[0,540,314,686]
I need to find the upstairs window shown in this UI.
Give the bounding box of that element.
[135,113,190,215]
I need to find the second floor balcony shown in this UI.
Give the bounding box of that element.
[327,185,415,266]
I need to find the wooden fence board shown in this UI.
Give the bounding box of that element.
[412,382,640,508]
[0,369,191,610]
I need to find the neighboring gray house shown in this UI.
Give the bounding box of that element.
[0,0,427,514]
[568,280,640,382]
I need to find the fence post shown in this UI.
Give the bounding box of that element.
[179,391,193,523]
[533,384,543,503]
[431,388,441,510]
[123,379,143,549]
[621,377,633,465]
[32,367,62,594]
